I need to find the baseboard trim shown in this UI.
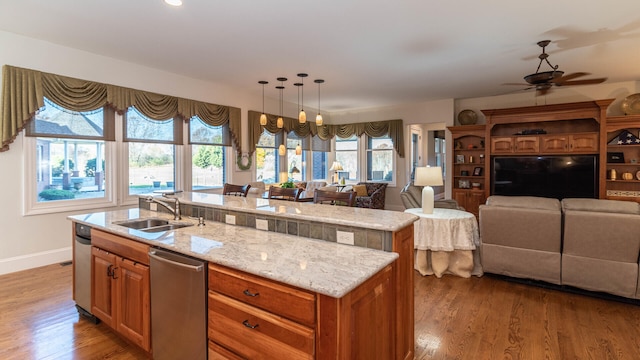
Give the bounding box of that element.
[0,247,72,276]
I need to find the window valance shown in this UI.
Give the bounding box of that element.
[247,110,404,158]
[1,65,241,152]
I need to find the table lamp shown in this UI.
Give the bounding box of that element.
[414,166,443,214]
[329,161,343,183]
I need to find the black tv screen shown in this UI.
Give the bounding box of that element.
[492,155,598,199]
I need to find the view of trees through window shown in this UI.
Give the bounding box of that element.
[33,98,107,202]
[191,117,226,189]
[366,135,394,181]
[256,130,278,183]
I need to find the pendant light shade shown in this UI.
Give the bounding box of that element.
[258,80,268,126]
[295,144,302,155]
[276,77,286,129]
[314,79,324,126]
[278,144,286,156]
[297,73,307,124]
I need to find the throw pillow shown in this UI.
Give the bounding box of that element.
[353,184,368,197]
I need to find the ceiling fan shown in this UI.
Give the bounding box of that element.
[506,40,607,95]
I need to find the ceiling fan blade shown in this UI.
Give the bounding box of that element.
[502,82,531,86]
[556,72,590,82]
[555,78,607,86]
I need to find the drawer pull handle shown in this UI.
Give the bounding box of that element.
[243,289,260,297]
[242,320,259,329]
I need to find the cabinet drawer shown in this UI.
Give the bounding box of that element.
[208,263,315,326]
[208,292,314,360]
[91,229,150,265]
[208,340,244,360]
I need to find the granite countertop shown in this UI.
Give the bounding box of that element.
[170,191,419,232]
[69,208,399,298]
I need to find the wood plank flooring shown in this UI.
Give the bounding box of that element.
[1,263,639,359]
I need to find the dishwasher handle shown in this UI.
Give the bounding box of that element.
[149,250,204,272]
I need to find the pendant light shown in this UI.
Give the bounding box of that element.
[278,144,286,156]
[295,143,302,155]
[314,79,324,126]
[276,77,286,129]
[297,73,307,124]
[258,80,268,126]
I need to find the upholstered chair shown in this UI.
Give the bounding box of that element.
[400,182,464,210]
[353,182,387,209]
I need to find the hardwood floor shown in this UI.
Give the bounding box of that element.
[1,263,639,359]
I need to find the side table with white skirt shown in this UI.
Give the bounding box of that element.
[404,208,483,278]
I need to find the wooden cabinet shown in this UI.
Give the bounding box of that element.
[208,262,396,359]
[604,115,640,203]
[540,133,598,153]
[452,189,486,218]
[448,125,487,215]
[491,136,540,154]
[91,229,151,353]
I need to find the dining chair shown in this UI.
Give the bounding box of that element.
[313,189,356,207]
[222,183,251,197]
[267,186,301,201]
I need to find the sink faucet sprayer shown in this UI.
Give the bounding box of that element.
[146,194,181,220]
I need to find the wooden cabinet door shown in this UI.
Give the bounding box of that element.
[540,135,569,153]
[452,190,468,211]
[467,191,486,218]
[91,246,116,328]
[514,136,539,153]
[490,137,513,153]
[116,257,151,352]
[570,133,599,153]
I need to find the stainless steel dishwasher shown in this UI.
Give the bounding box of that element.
[149,248,207,360]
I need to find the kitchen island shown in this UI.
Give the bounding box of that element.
[69,193,418,359]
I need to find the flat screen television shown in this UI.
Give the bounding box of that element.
[492,155,598,199]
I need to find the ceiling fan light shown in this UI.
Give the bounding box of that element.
[316,113,323,126]
[259,113,267,126]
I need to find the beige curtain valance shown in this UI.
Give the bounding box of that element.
[1,65,242,152]
[247,110,404,158]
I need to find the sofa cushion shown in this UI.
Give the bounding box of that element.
[562,198,640,215]
[353,184,368,197]
[485,195,561,211]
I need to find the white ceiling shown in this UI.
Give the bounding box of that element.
[1,0,639,112]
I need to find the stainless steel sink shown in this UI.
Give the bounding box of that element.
[115,218,170,229]
[140,223,192,233]
[114,218,193,232]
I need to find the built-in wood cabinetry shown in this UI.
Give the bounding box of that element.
[448,125,486,217]
[451,100,617,204]
[604,114,640,203]
[91,229,151,353]
[208,262,395,359]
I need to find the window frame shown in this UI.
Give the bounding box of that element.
[365,133,396,186]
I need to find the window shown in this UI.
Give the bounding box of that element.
[311,135,330,180]
[366,134,395,182]
[124,107,180,196]
[189,117,228,190]
[24,98,114,214]
[287,133,304,182]
[335,135,358,181]
[255,129,280,184]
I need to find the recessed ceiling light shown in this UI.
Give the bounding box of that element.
[164,0,183,6]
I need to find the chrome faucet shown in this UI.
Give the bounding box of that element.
[146,194,181,220]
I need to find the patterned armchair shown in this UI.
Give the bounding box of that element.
[354,182,388,209]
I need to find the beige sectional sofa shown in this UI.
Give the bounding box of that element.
[480,196,640,299]
[561,198,640,299]
[479,196,563,285]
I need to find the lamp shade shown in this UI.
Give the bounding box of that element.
[329,161,343,171]
[278,144,286,156]
[414,167,443,187]
[259,113,267,126]
[316,113,323,126]
[414,166,443,214]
